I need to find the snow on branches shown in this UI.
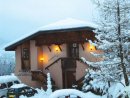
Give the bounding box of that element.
[82,0,130,95]
[93,0,130,85]
[0,50,15,75]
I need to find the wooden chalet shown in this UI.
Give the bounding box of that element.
[5,18,101,89]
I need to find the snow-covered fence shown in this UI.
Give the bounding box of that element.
[49,89,85,98]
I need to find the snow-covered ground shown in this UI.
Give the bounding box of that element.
[1,73,129,98]
[19,84,130,98]
[0,74,129,98]
[20,88,102,98]
[20,88,49,98]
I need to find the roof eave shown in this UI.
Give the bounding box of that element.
[5,26,95,51]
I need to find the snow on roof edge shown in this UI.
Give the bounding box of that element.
[4,18,98,50]
[39,18,98,30]
[4,28,39,50]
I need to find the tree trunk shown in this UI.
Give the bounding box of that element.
[117,1,129,86]
[108,81,111,87]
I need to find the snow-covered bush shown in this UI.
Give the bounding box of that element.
[116,85,130,98]
[46,73,52,95]
[82,69,108,95]
[0,50,15,75]
[107,83,125,98]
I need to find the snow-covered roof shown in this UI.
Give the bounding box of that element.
[0,73,20,83]
[11,83,27,88]
[39,18,98,30]
[5,18,97,51]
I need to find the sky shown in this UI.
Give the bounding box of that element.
[0,0,97,48]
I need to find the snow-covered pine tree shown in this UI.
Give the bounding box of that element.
[82,69,108,95]
[0,50,15,75]
[82,0,130,95]
[95,0,130,86]
[81,58,110,95]
[46,73,52,95]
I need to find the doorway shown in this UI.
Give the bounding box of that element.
[62,43,79,88]
[63,70,76,88]
[61,58,76,88]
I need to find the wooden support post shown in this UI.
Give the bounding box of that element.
[81,43,85,51]
[58,45,62,51]
[47,46,51,52]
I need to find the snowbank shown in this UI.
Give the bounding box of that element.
[49,89,101,98]
[124,85,130,98]
[19,88,101,98]
[108,83,124,98]
[49,89,85,98]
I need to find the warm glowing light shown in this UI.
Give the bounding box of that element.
[89,44,95,51]
[39,53,49,65]
[40,57,44,61]
[55,47,59,51]
[54,45,60,52]
[86,42,96,51]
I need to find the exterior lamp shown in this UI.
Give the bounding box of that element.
[54,45,61,52]
[39,54,48,64]
[88,43,96,51]
[39,57,44,71]
[55,47,59,52]
[40,57,44,62]
[90,45,95,51]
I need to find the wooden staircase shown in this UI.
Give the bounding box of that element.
[36,57,94,90]
[45,57,86,90]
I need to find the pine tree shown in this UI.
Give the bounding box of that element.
[95,0,130,86]
[0,50,15,75]
[82,69,108,95]
[82,0,130,95]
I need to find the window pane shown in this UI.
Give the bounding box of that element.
[22,48,29,60]
[7,82,13,87]
[0,83,7,89]
[14,81,20,84]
